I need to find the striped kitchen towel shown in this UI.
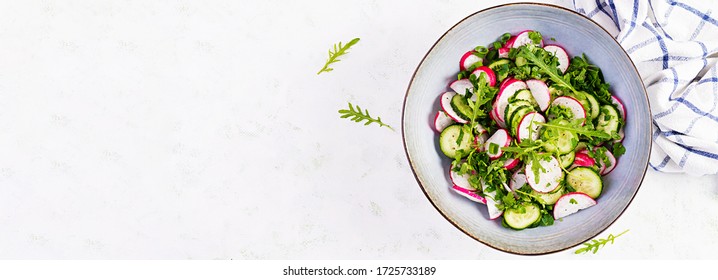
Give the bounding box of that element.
[573,0,718,176]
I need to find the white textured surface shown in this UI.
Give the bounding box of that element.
[0,0,716,259]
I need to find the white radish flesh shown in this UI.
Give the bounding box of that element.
[440,92,469,124]
[504,158,520,170]
[611,95,626,121]
[460,51,482,71]
[482,181,503,219]
[543,45,570,73]
[484,129,511,160]
[474,133,488,150]
[526,79,551,112]
[510,170,528,191]
[512,30,542,48]
[434,111,455,132]
[599,149,617,175]
[553,192,597,219]
[450,168,472,190]
[449,79,474,97]
[525,155,563,193]
[498,47,510,58]
[517,112,545,143]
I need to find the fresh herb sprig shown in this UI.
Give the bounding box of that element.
[318,38,360,75]
[574,229,630,254]
[338,102,393,130]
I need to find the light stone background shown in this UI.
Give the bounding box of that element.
[0,0,716,259]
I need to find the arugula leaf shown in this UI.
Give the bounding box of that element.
[318,38,360,75]
[338,102,393,130]
[574,229,630,254]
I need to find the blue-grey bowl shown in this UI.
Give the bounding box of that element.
[402,3,651,255]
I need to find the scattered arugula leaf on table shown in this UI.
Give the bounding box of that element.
[338,102,393,131]
[575,229,630,254]
[317,38,360,75]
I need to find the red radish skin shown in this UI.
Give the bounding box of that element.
[449,79,474,97]
[460,51,482,71]
[484,129,511,160]
[434,111,455,132]
[491,106,506,128]
[517,112,546,143]
[611,95,626,121]
[452,185,487,204]
[573,152,596,167]
[504,36,517,48]
[498,47,510,58]
[599,149,618,175]
[499,77,517,92]
[550,96,587,124]
[504,158,520,170]
[512,30,542,48]
[440,92,469,124]
[471,66,497,87]
[496,79,528,122]
[543,45,570,73]
[553,192,597,220]
[526,79,551,112]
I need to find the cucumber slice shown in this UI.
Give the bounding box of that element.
[559,151,575,168]
[532,185,564,205]
[504,102,532,127]
[504,203,542,230]
[450,94,473,121]
[510,89,538,108]
[439,125,473,159]
[596,105,621,136]
[509,106,533,136]
[541,120,579,154]
[488,59,513,82]
[584,92,601,120]
[566,167,603,199]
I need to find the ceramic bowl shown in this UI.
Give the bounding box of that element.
[402,3,651,255]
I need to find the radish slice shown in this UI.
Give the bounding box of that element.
[525,155,563,193]
[482,181,503,219]
[484,129,511,160]
[573,151,596,167]
[543,45,570,73]
[598,149,617,175]
[449,79,474,97]
[526,79,551,112]
[434,111,455,132]
[460,51,482,71]
[496,80,528,122]
[504,36,516,48]
[504,158,520,170]
[517,112,545,143]
[611,95,626,121]
[474,123,488,135]
[553,192,597,219]
[615,128,625,143]
[491,106,506,128]
[440,92,469,124]
[498,47,510,58]
[512,30,542,48]
[474,133,489,150]
[471,66,497,87]
[450,168,472,190]
[550,96,586,124]
[510,170,528,191]
[499,77,517,92]
[452,185,486,204]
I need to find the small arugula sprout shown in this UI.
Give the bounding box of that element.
[317,38,360,75]
[338,102,393,130]
[575,229,630,254]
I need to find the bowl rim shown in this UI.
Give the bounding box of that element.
[401,2,652,255]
